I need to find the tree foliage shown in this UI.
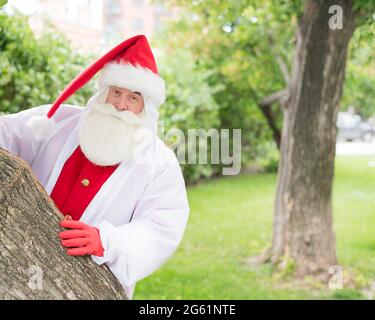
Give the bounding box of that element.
[154,0,374,182]
[155,0,299,178]
[0,12,94,114]
[156,47,223,181]
[342,21,375,118]
[0,1,7,9]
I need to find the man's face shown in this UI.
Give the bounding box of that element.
[78,87,149,166]
[106,86,145,114]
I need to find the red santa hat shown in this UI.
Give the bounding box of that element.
[27,34,165,140]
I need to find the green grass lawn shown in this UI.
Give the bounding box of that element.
[133,156,375,300]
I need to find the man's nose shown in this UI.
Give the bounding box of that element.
[113,97,128,111]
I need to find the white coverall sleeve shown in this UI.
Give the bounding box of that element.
[91,158,190,287]
[0,105,50,164]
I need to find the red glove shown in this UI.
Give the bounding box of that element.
[59,220,104,257]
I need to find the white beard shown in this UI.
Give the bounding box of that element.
[78,101,148,166]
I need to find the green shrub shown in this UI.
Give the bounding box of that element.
[0,12,94,114]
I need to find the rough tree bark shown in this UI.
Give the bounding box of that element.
[0,148,128,299]
[261,0,357,279]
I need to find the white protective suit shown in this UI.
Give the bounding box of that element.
[0,101,190,299]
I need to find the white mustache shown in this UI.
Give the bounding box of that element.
[91,103,146,125]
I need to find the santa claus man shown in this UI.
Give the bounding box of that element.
[0,35,190,299]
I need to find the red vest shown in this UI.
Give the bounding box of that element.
[50,146,119,221]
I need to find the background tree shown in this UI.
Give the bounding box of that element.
[268,0,357,278]
[156,0,301,180]
[158,0,374,167]
[158,0,375,280]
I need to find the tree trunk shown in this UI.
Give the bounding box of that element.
[0,148,128,299]
[271,0,356,279]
